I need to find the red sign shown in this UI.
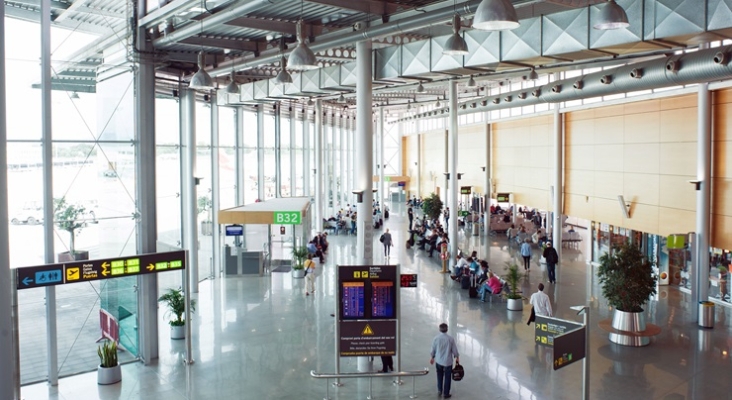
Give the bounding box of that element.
[400,274,418,287]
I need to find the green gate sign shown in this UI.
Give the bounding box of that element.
[274,211,302,225]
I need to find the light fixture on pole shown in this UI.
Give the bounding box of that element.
[528,68,539,80]
[593,0,629,30]
[467,75,476,87]
[416,82,425,93]
[444,13,469,55]
[472,0,519,31]
[225,71,239,94]
[289,1,318,71]
[189,51,215,91]
[274,56,293,85]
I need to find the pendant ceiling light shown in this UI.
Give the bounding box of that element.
[467,75,476,87]
[275,56,293,85]
[337,93,346,103]
[444,14,469,55]
[416,82,425,93]
[593,0,629,30]
[225,71,239,94]
[307,98,314,106]
[528,68,539,80]
[289,2,318,71]
[435,99,441,107]
[472,0,519,31]
[189,51,215,91]
[70,91,80,99]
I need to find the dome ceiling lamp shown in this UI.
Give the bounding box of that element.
[472,0,519,31]
[443,10,469,56]
[593,0,630,30]
[288,0,318,71]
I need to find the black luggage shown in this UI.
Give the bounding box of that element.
[468,274,478,298]
[460,275,471,290]
[385,209,390,219]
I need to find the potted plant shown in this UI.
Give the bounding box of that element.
[597,242,657,347]
[54,197,93,262]
[292,246,309,279]
[158,288,196,340]
[198,195,213,236]
[503,262,524,311]
[421,193,443,222]
[97,340,121,385]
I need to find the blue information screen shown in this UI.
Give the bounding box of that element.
[371,281,395,319]
[341,282,365,319]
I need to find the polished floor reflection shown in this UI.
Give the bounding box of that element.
[23,205,732,399]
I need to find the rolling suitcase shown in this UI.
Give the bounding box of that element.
[460,274,471,290]
[468,275,479,298]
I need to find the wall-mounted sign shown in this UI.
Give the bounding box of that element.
[16,250,186,290]
[400,274,418,287]
[273,211,301,225]
[339,320,396,357]
[496,193,511,203]
[534,315,582,347]
[553,327,586,370]
[460,186,471,195]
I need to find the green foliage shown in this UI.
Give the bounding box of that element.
[53,197,88,255]
[597,243,657,313]
[158,288,197,326]
[503,262,523,300]
[97,340,118,368]
[421,193,443,220]
[292,246,309,270]
[198,195,213,215]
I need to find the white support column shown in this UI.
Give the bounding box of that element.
[324,120,331,216]
[340,117,346,206]
[303,112,310,197]
[332,118,338,208]
[448,79,458,263]
[315,101,324,232]
[349,116,354,204]
[0,2,17,397]
[356,40,374,264]
[552,97,563,265]
[379,107,385,204]
[290,106,297,196]
[694,81,712,321]
[256,105,265,201]
[484,124,491,237]
[274,102,282,197]
[417,124,421,198]
[181,89,199,293]
[211,94,221,278]
[41,0,58,385]
[235,107,245,204]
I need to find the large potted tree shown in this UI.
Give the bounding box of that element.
[292,246,309,279]
[421,192,443,222]
[597,242,657,347]
[198,195,213,236]
[158,288,196,340]
[503,262,524,311]
[97,340,121,385]
[54,197,92,262]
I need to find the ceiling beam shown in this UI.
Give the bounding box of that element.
[305,0,399,16]
[6,0,69,10]
[59,5,126,21]
[180,37,262,53]
[54,0,86,22]
[225,17,297,36]
[4,5,112,35]
[139,0,199,28]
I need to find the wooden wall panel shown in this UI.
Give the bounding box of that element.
[624,112,660,143]
[659,108,697,142]
[593,144,623,172]
[659,142,696,176]
[593,171,623,200]
[658,208,695,236]
[712,178,732,216]
[712,214,732,250]
[623,143,660,174]
[457,123,487,192]
[594,116,625,144]
[659,175,696,210]
[623,173,660,206]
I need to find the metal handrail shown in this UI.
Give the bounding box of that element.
[310,368,429,400]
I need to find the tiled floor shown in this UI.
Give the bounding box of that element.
[22,204,732,399]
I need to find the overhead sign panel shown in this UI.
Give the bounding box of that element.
[553,326,586,371]
[339,320,397,357]
[273,211,301,225]
[534,315,583,347]
[16,250,186,290]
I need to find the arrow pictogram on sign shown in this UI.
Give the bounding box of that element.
[147,264,155,271]
[361,324,374,336]
[101,262,110,276]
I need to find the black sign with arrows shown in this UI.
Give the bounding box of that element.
[16,250,186,290]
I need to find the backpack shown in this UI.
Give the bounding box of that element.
[380,234,385,243]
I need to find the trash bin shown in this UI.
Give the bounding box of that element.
[698,301,715,329]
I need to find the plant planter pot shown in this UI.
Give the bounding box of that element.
[171,325,186,340]
[609,309,650,347]
[292,269,305,279]
[201,221,213,236]
[97,364,121,385]
[58,250,89,262]
[506,298,523,311]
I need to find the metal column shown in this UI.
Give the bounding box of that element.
[275,102,282,197]
[448,80,458,264]
[356,40,374,264]
[134,0,159,364]
[350,116,356,205]
[181,89,199,293]
[315,100,324,232]
[379,107,385,204]
[290,106,297,196]
[552,96,564,263]
[211,94,221,277]
[694,81,712,320]
[303,112,311,197]
[41,0,58,385]
[484,124,491,237]
[417,125,421,198]
[340,117,346,206]
[0,2,17,397]
[257,105,265,201]
[324,122,331,216]
[235,107,245,204]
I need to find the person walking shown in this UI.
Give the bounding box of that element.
[529,283,552,317]
[382,228,393,258]
[304,254,316,296]
[543,242,559,284]
[408,206,414,230]
[443,207,450,230]
[380,355,394,373]
[520,238,532,271]
[430,323,459,399]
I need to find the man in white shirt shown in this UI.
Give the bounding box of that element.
[529,283,552,317]
[452,254,468,278]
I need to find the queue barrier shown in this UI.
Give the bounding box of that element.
[310,368,429,400]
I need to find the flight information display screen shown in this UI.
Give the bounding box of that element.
[341,282,365,319]
[371,281,395,319]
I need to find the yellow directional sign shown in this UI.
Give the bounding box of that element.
[66,267,80,281]
[101,262,110,276]
[361,324,374,336]
[147,264,155,272]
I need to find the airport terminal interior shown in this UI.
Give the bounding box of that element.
[3,0,732,399]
